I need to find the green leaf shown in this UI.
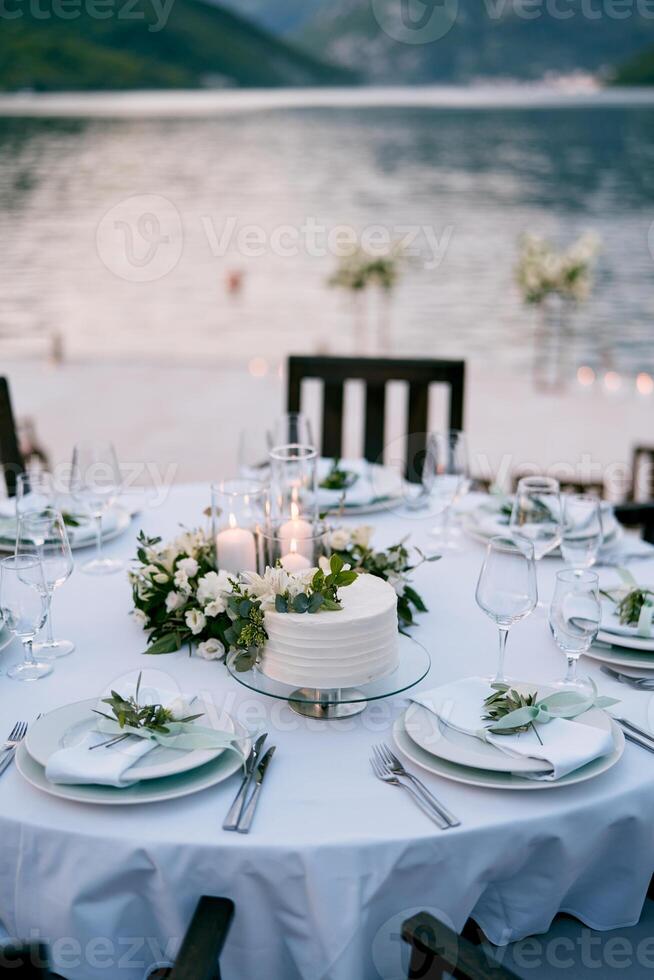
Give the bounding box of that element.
[239,599,253,618]
[144,633,182,655]
[234,649,258,672]
[308,592,324,613]
[292,593,310,614]
[275,594,288,613]
[330,553,344,575]
[336,570,358,587]
[404,585,427,612]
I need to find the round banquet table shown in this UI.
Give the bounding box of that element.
[1,484,654,980]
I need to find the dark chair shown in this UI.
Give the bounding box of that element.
[287,356,466,483]
[511,468,605,498]
[630,446,654,503]
[0,377,24,498]
[0,897,234,980]
[402,913,519,979]
[614,502,654,545]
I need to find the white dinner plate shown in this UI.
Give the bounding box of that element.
[461,501,621,556]
[16,721,249,806]
[0,505,132,553]
[319,461,406,516]
[584,636,654,670]
[26,697,236,782]
[393,709,624,790]
[403,701,550,774]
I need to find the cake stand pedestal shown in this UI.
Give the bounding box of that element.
[226,634,431,720]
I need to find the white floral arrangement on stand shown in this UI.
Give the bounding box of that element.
[129,524,436,667]
[515,232,600,306]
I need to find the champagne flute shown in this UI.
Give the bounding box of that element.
[0,554,51,681]
[17,508,74,658]
[561,494,603,570]
[422,430,469,549]
[70,441,123,575]
[509,476,562,608]
[475,536,538,683]
[549,569,600,693]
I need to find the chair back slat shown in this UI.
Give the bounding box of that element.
[631,446,654,502]
[0,377,24,498]
[287,356,465,483]
[402,913,519,980]
[363,383,386,463]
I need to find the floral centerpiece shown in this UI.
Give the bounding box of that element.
[129,524,434,663]
[515,232,600,306]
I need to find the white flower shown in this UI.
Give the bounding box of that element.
[165,591,185,613]
[185,609,206,635]
[132,609,148,627]
[319,555,331,575]
[241,567,290,610]
[205,597,227,617]
[387,572,406,596]
[177,557,199,578]
[168,696,195,721]
[197,638,225,661]
[154,572,169,585]
[285,568,317,598]
[329,528,351,551]
[197,570,234,605]
[351,525,374,549]
[173,569,191,594]
[137,580,152,600]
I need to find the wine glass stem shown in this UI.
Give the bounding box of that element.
[22,637,35,666]
[45,594,54,645]
[565,655,578,684]
[495,628,509,684]
[95,514,103,562]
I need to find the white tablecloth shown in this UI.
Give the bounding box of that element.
[1,485,654,980]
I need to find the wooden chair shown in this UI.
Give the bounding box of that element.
[287,356,466,483]
[0,897,234,980]
[630,446,654,502]
[0,377,24,498]
[614,502,654,545]
[402,912,519,979]
[510,469,605,499]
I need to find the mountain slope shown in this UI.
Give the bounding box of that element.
[0,0,356,91]
[299,0,654,83]
[614,45,654,84]
[216,0,324,34]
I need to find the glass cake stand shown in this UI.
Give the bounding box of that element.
[226,634,431,719]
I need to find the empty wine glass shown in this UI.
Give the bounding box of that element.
[549,569,600,694]
[561,494,603,570]
[476,536,538,683]
[270,413,314,450]
[16,471,57,519]
[238,427,272,482]
[17,509,74,658]
[70,441,123,575]
[0,554,51,681]
[510,476,562,608]
[422,431,469,549]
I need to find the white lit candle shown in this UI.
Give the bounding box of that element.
[216,513,256,573]
[280,539,312,573]
[279,502,313,559]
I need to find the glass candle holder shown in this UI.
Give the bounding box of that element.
[258,521,330,574]
[211,480,265,574]
[269,443,318,523]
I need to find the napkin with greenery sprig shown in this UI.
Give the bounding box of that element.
[601,569,654,638]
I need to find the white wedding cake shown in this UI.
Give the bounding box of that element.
[259,573,399,689]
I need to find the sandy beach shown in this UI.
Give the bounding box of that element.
[4,354,651,500]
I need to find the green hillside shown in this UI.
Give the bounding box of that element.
[614,46,654,85]
[0,0,356,91]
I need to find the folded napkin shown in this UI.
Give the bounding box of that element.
[46,687,242,788]
[316,458,376,508]
[411,677,615,781]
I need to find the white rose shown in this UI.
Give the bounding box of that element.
[351,525,374,549]
[154,572,169,585]
[185,609,206,635]
[329,528,351,551]
[174,569,191,594]
[205,597,227,618]
[168,696,194,720]
[177,557,199,578]
[197,571,233,605]
[132,609,148,627]
[165,590,185,613]
[197,638,225,661]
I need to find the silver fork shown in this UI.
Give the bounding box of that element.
[0,721,27,776]
[600,666,654,690]
[374,743,461,828]
[370,755,449,828]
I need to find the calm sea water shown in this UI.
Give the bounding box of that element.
[1,88,653,378]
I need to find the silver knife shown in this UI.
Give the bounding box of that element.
[617,717,654,744]
[223,733,267,831]
[237,746,276,834]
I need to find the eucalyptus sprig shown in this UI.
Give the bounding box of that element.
[610,586,654,628]
[274,553,358,615]
[224,589,268,672]
[483,683,543,744]
[319,459,358,491]
[93,673,203,733]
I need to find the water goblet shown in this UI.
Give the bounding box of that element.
[422,430,469,550]
[0,554,51,681]
[70,440,122,575]
[475,536,538,684]
[560,494,603,570]
[548,569,600,694]
[17,508,74,658]
[510,476,562,609]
